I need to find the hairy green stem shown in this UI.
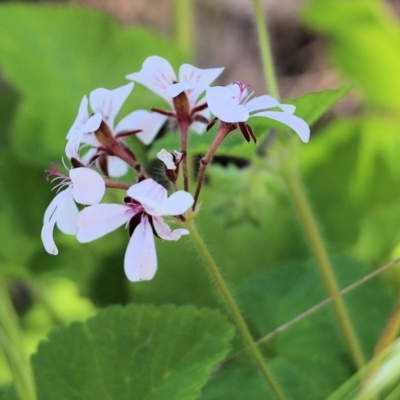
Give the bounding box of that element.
[281,168,365,369]
[0,279,36,400]
[187,221,285,400]
[252,0,280,99]
[173,0,194,60]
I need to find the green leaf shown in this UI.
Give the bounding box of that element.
[0,4,184,164]
[32,304,234,400]
[303,0,400,110]
[202,256,396,399]
[286,85,351,126]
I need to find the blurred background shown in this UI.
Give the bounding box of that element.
[1,0,400,395]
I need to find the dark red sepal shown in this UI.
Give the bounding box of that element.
[128,212,143,237]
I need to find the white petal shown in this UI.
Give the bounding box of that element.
[206,86,249,122]
[251,111,310,143]
[126,56,176,105]
[157,149,176,170]
[179,64,224,86]
[245,95,281,113]
[107,156,129,178]
[41,188,73,255]
[152,216,189,241]
[226,83,248,101]
[115,110,167,146]
[89,83,134,129]
[56,196,79,235]
[124,216,157,282]
[65,132,84,160]
[70,168,105,205]
[80,147,97,165]
[66,96,89,139]
[280,104,296,114]
[127,179,167,214]
[76,204,131,243]
[165,82,209,98]
[81,113,102,133]
[155,191,194,216]
[180,64,224,106]
[43,186,73,224]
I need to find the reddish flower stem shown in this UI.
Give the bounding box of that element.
[107,140,147,178]
[178,120,190,192]
[192,122,231,210]
[104,179,131,190]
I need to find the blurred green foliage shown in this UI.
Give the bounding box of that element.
[0,0,400,398]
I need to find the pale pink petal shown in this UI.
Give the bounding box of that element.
[115,110,167,145]
[42,188,73,255]
[154,191,194,216]
[66,96,89,139]
[76,204,131,243]
[251,111,310,143]
[152,216,189,241]
[107,156,129,178]
[165,82,209,98]
[127,179,167,213]
[89,83,134,129]
[126,56,177,105]
[124,216,157,281]
[206,86,249,123]
[56,196,79,235]
[245,95,281,113]
[70,168,105,205]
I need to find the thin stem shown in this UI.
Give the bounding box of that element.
[215,257,400,371]
[252,0,280,99]
[104,179,131,190]
[0,278,36,400]
[179,120,190,192]
[186,221,286,400]
[281,167,365,369]
[374,296,400,357]
[193,123,231,210]
[173,0,195,60]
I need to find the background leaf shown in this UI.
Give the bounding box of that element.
[201,255,396,399]
[0,4,184,165]
[31,305,234,400]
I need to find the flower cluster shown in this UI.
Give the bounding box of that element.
[42,55,310,282]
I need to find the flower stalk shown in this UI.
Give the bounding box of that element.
[0,278,36,400]
[252,0,280,99]
[281,166,366,369]
[173,0,195,61]
[186,220,286,400]
[192,122,232,210]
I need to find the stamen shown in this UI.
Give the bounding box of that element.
[233,81,251,102]
[45,163,68,181]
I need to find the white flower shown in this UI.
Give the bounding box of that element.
[126,55,224,139]
[66,83,166,176]
[76,179,193,282]
[41,166,106,255]
[166,81,310,143]
[157,149,183,170]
